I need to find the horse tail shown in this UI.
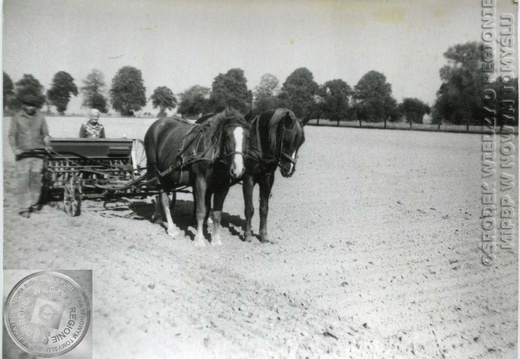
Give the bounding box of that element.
[144,120,161,175]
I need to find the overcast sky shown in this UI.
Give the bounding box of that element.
[2,0,517,115]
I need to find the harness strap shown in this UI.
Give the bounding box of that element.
[247,116,276,164]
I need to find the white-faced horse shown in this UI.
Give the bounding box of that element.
[144,108,251,246]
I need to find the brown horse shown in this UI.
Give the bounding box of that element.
[243,108,309,243]
[144,108,251,246]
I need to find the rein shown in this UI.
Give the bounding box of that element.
[217,122,249,165]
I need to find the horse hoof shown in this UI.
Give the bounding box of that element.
[260,236,270,244]
[211,238,223,246]
[244,235,253,243]
[167,228,180,237]
[193,239,207,247]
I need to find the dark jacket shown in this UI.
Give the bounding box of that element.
[8,110,49,151]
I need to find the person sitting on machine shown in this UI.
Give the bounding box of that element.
[79,109,106,138]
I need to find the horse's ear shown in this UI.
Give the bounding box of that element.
[245,110,254,123]
[284,112,294,128]
[301,113,311,126]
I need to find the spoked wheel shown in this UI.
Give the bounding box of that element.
[64,176,81,217]
[131,139,147,178]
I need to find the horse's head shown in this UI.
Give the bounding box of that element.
[276,111,309,178]
[215,108,251,179]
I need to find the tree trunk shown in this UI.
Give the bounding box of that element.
[359,118,362,128]
[384,117,387,129]
[317,118,320,125]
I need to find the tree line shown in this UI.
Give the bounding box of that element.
[3,41,517,126]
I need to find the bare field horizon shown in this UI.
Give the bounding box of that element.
[3,115,516,163]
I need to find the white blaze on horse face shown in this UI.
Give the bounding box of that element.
[231,127,244,177]
[288,151,297,173]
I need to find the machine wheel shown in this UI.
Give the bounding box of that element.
[64,176,81,217]
[131,139,147,178]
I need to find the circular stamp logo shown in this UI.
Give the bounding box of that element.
[3,271,91,357]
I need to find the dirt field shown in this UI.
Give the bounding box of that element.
[3,117,518,358]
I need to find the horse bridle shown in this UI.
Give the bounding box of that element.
[250,115,299,176]
[218,125,248,166]
[277,124,298,163]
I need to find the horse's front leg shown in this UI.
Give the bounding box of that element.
[193,178,208,247]
[160,191,180,237]
[242,173,255,242]
[152,194,162,223]
[259,173,275,243]
[211,184,230,246]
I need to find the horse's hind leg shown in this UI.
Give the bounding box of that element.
[192,178,208,247]
[206,209,213,226]
[169,191,176,211]
[210,186,229,246]
[205,191,212,233]
[161,191,180,237]
[151,195,162,223]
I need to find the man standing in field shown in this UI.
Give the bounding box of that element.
[79,108,106,138]
[8,94,51,218]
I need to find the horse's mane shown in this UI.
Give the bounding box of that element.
[194,108,248,160]
[195,113,216,124]
[201,108,246,141]
[170,115,191,125]
[267,108,298,153]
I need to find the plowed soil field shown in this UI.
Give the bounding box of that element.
[3,117,518,358]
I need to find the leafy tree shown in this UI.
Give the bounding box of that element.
[253,73,280,114]
[209,68,252,113]
[352,70,399,123]
[110,66,147,116]
[81,69,108,113]
[12,74,46,109]
[151,86,177,118]
[398,98,430,124]
[178,85,211,117]
[432,42,484,128]
[3,72,14,109]
[89,93,108,114]
[278,67,319,117]
[46,71,78,114]
[318,79,352,123]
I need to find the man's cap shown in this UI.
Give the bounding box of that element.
[90,109,100,117]
[22,94,40,107]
